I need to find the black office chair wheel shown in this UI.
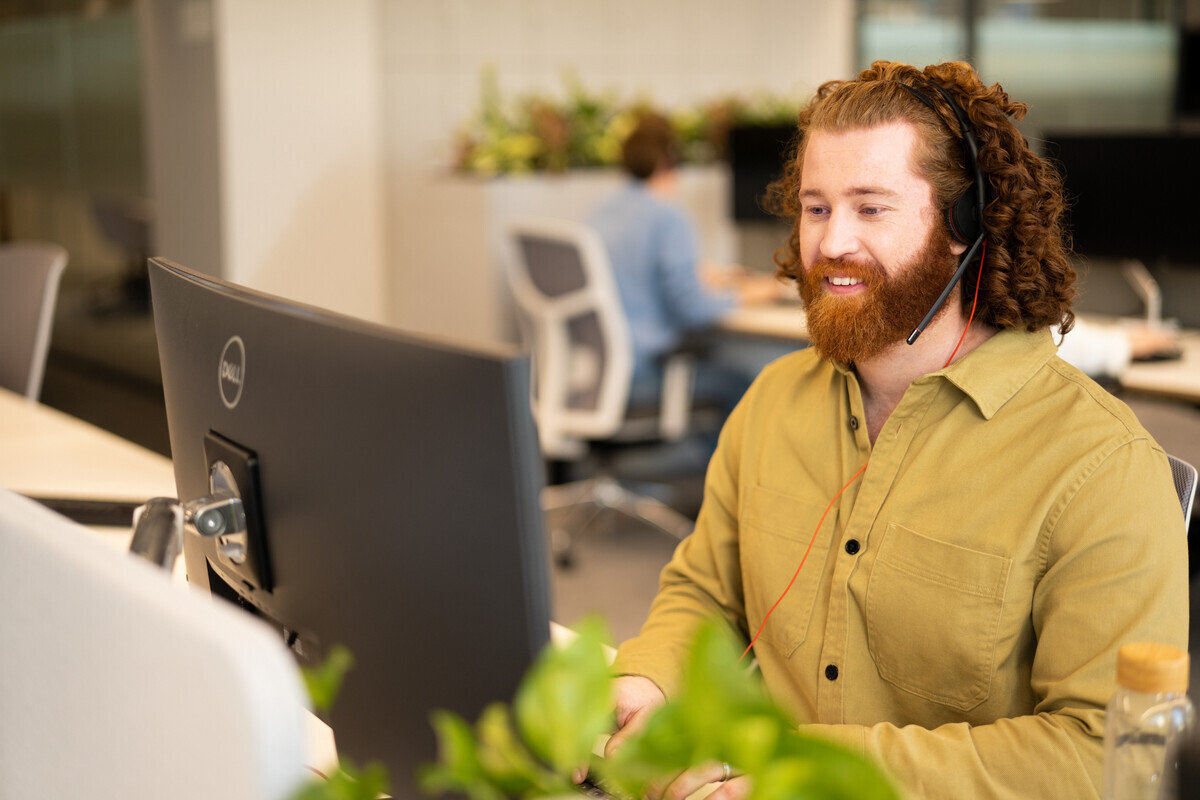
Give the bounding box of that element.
[550,526,575,570]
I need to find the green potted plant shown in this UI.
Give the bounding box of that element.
[420,617,900,800]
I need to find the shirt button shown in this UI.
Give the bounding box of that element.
[825,664,839,681]
[845,539,861,555]
[848,415,859,431]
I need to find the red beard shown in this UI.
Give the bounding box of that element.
[799,224,958,364]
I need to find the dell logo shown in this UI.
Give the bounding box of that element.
[219,335,246,410]
[220,360,242,385]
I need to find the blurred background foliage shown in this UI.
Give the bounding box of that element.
[454,68,804,176]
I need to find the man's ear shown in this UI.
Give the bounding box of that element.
[949,236,967,257]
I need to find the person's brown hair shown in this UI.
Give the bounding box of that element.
[621,112,679,180]
[765,60,1075,334]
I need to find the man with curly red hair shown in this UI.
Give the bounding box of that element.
[602,61,1187,798]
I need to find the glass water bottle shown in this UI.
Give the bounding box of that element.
[1104,642,1194,800]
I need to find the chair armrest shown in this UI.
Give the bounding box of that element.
[667,331,716,360]
[656,331,719,441]
[659,353,696,441]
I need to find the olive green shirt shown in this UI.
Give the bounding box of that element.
[612,327,1188,799]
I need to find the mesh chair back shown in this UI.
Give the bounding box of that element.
[516,235,608,411]
[0,242,68,400]
[1167,454,1197,529]
[519,236,588,297]
[505,218,633,456]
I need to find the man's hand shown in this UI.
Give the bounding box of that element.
[646,764,751,800]
[605,675,666,758]
[583,675,752,800]
[572,675,666,785]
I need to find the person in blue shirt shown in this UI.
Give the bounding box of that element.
[589,113,783,416]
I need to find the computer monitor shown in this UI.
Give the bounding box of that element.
[147,258,552,797]
[727,123,796,222]
[0,487,309,799]
[1042,132,1199,265]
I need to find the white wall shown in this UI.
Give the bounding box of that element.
[139,0,223,278]
[379,0,855,338]
[140,0,386,324]
[215,1,385,322]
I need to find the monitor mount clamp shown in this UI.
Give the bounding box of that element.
[129,460,248,573]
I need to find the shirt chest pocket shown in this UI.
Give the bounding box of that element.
[741,485,836,657]
[865,522,1012,712]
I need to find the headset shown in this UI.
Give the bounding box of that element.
[897,81,988,345]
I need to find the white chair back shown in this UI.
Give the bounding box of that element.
[505,218,634,458]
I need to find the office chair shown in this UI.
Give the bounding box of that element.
[1168,454,1197,529]
[0,242,68,400]
[505,217,708,566]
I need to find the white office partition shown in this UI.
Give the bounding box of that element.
[0,489,309,799]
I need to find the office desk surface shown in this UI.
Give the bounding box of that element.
[1119,327,1200,404]
[719,301,808,342]
[719,306,1200,404]
[0,387,176,502]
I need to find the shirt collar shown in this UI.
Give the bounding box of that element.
[925,326,1058,419]
[828,327,1058,421]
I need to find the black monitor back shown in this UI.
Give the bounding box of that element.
[1043,132,1198,265]
[728,123,796,222]
[148,258,551,797]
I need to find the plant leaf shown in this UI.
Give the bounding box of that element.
[513,616,614,774]
[300,644,355,715]
[476,703,569,797]
[419,710,503,800]
[292,760,389,800]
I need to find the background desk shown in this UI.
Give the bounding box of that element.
[719,305,1200,405]
[719,301,808,343]
[0,387,176,504]
[1112,327,1200,405]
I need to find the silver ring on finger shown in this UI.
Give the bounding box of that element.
[721,762,731,782]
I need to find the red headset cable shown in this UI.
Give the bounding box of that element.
[741,460,869,661]
[739,243,987,663]
[943,241,987,366]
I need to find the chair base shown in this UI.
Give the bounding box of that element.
[541,475,693,569]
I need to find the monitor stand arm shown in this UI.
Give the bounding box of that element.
[130,493,246,572]
[130,497,183,569]
[1121,259,1162,327]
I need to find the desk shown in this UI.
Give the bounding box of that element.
[1114,328,1200,405]
[718,306,1200,405]
[719,301,807,343]
[0,387,176,503]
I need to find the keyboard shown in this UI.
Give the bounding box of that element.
[1133,346,1185,363]
[578,778,614,799]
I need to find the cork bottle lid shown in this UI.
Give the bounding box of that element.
[1117,642,1190,694]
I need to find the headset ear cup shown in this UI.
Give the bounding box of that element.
[947,188,980,245]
